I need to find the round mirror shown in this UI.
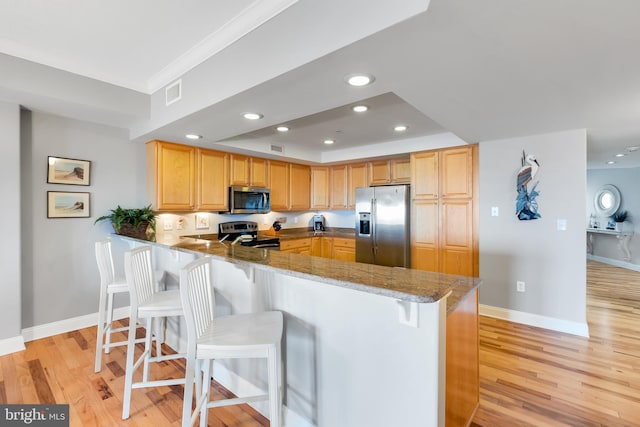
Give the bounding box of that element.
[594,184,621,216]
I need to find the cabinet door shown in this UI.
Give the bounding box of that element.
[250,157,269,187]
[149,141,196,211]
[311,237,322,257]
[440,200,474,276]
[290,164,310,210]
[411,199,438,271]
[198,149,229,211]
[269,160,290,210]
[369,160,390,185]
[440,147,473,199]
[391,157,411,183]
[332,238,355,262]
[411,151,438,199]
[280,238,311,254]
[348,163,368,209]
[321,237,333,258]
[230,154,250,186]
[311,167,330,209]
[329,165,348,209]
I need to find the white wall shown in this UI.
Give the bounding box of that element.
[21,111,144,328]
[587,167,640,266]
[0,102,21,345]
[479,129,588,333]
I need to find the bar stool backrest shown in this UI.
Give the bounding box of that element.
[180,257,216,344]
[124,246,156,308]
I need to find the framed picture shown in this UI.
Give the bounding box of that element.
[47,191,90,218]
[47,156,91,185]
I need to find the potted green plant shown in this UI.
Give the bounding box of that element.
[611,210,628,231]
[95,205,156,239]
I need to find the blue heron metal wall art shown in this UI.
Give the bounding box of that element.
[516,150,541,220]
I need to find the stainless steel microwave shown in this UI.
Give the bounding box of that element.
[229,186,271,214]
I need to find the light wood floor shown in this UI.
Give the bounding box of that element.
[472,260,640,426]
[1,260,639,426]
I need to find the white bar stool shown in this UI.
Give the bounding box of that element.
[179,257,283,427]
[121,245,186,420]
[95,238,161,373]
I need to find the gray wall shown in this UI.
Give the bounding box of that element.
[587,167,640,265]
[21,111,145,328]
[0,101,21,340]
[479,129,587,325]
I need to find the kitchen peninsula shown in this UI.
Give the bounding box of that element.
[118,234,481,427]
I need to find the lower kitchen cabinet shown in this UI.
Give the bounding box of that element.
[331,237,355,262]
[280,238,312,255]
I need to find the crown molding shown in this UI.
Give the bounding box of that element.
[147,0,298,94]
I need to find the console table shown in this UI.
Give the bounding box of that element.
[586,228,633,261]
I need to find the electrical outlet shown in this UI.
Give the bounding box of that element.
[517,281,525,292]
[163,220,173,231]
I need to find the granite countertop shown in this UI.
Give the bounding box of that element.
[260,227,356,241]
[120,233,480,313]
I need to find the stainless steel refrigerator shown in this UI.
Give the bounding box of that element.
[355,185,410,267]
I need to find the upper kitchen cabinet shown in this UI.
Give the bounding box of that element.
[369,157,411,186]
[330,165,348,210]
[439,147,474,199]
[229,154,269,187]
[147,140,196,211]
[290,163,311,210]
[198,148,229,211]
[311,167,330,209]
[269,160,290,211]
[347,163,368,209]
[147,140,229,212]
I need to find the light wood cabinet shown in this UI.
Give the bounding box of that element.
[269,160,290,210]
[348,163,368,209]
[391,157,411,183]
[280,238,312,255]
[411,145,477,276]
[197,148,229,211]
[290,164,310,210]
[321,237,334,258]
[147,140,196,211]
[329,165,348,209]
[368,157,411,186]
[369,160,391,185]
[332,237,356,262]
[229,154,269,187]
[311,167,330,209]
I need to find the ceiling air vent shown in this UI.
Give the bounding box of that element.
[165,79,182,106]
[270,144,284,154]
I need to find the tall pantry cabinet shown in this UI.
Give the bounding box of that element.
[410,145,478,277]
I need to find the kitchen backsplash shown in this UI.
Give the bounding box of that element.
[156,210,356,237]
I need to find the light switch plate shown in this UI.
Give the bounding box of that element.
[557,219,567,231]
[491,207,499,217]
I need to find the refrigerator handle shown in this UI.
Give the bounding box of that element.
[371,198,377,256]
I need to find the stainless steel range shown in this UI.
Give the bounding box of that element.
[189,221,280,249]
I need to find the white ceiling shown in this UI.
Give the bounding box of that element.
[1,0,640,168]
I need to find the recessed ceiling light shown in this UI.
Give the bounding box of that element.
[243,112,263,120]
[276,126,289,132]
[626,146,640,152]
[352,105,368,113]
[615,153,626,157]
[324,139,335,145]
[394,125,408,132]
[185,134,202,140]
[607,161,616,165]
[345,73,375,87]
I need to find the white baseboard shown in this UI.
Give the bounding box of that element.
[587,254,640,272]
[21,306,130,343]
[480,304,590,337]
[0,335,26,356]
